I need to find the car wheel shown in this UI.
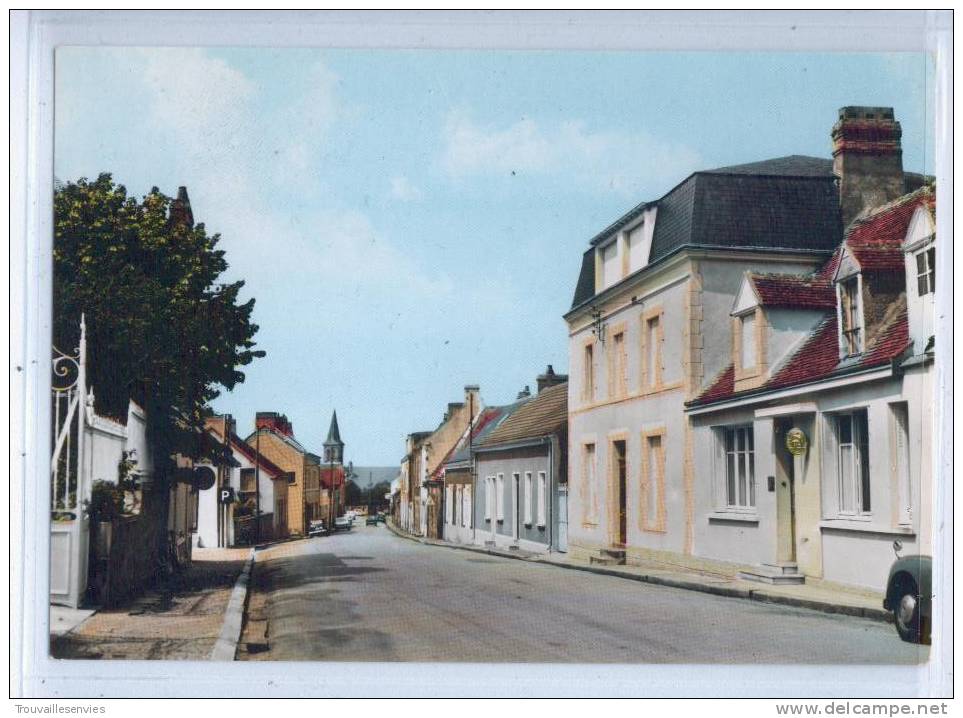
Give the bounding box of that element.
[893,578,921,643]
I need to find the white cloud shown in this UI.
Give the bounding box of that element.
[389,175,424,201]
[441,111,703,196]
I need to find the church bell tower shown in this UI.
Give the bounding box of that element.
[323,410,344,464]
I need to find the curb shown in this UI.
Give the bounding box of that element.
[209,547,255,661]
[385,521,890,623]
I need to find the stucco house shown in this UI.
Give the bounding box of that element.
[686,184,936,590]
[473,369,569,553]
[563,105,933,584]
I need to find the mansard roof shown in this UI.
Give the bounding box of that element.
[571,158,843,310]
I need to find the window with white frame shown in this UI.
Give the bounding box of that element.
[463,486,471,527]
[455,486,462,526]
[484,476,494,521]
[835,410,871,514]
[740,312,756,370]
[524,472,533,525]
[839,276,863,355]
[627,222,650,273]
[446,486,453,524]
[916,247,936,296]
[721,426,755,509]
[496,474,505,522]
[537,471,547,527]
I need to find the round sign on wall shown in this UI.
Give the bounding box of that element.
[786,427,808,456]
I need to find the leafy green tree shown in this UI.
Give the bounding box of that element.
[54,173,264,464]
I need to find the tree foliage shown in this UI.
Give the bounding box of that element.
[54,173,264,459]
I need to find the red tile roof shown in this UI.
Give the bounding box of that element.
[766,315,843,390]
[692,309,910,407]
[229,434,286,478]
[749,273,836,310]
[816,187,934,281]
[321,465,345,489]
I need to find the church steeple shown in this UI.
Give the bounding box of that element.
[323,410,344,464]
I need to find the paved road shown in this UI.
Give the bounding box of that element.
[239,523,927,663]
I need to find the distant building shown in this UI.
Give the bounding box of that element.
[198,414,288,546]
[399,386,482,538]
[246,412,322,536]
[473,370,569,553]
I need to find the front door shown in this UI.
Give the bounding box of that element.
[774,419,797,563]
[614,440,627,546]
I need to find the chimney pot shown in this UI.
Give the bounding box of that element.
[832,106,904,228]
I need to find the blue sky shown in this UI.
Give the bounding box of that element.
[55,49,933,464]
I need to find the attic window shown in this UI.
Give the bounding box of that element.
[839,276,863,356]
[916,247,936,296]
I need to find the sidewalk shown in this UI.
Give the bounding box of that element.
[50,547,250,660]
[386,521,890,623]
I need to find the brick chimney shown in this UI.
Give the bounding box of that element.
[256,411,293,437]
[536,364,568,394]
[516,385,532,400]
[204,414,234,441]
[832,106,904,228]
[464,384,480,412]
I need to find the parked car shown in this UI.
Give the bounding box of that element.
[334,515,353,531]
[365,515,379,526]
[307,519,329,537]
[883,547,931,644]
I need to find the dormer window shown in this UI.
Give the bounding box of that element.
[839,276,863,356]
[915,247,935,296]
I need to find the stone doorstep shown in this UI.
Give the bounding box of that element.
[386,520,889,623]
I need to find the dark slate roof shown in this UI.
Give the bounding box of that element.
[477,383,568,448]
[571,158,844,310]
[707,155,835,177]
[325,410,343,446]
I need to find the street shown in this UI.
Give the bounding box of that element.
[239,522,928,664]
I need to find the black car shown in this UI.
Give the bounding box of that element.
[307,519,329,537]
[883,549,932,644]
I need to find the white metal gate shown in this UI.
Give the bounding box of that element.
[50,316,90,608]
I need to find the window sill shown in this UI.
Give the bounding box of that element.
[819,519,915,536]
[708,511,759,524]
